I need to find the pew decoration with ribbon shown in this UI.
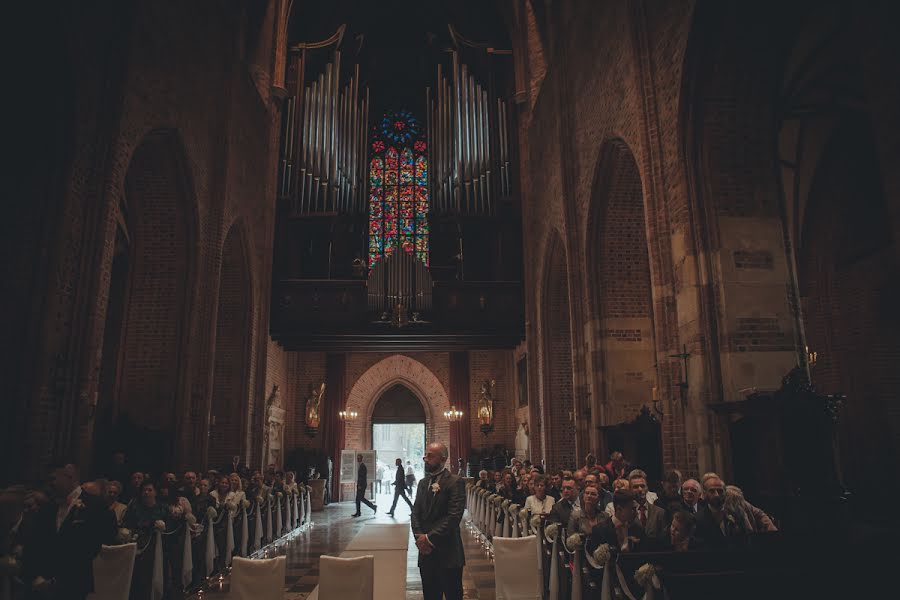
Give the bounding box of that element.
[95,486,312,599]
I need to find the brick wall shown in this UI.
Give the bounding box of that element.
[469,350,516,452]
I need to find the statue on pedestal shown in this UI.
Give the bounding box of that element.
[305,382,325,437]
[477,379,496,435]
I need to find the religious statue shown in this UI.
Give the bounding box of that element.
[305,382,325,437]
[264,384,285,468]
[477,379,496,435]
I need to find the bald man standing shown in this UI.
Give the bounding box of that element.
[411,442,466,600]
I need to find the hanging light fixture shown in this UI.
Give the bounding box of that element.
[338,409,358,422]
[444,406,464,422]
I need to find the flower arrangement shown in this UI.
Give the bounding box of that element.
[256,495,264,504]
[153,520,166,532]
[492,495,503,506]
[184,513,197,526]
[509,503,520,514]
[544,522,559,541]
[519,508,529,521]
[565,533,583,549]
[242,499,250,509]
[72,498,85,510]
[634,563,658,588]
[170,505,183,518]
[225,501,237,514]
[206,507,217,520]
[530,515,542,531]
[592,543,611,565]
[501,499,511,510]
[116,528,133,544]
[276,492,283,498]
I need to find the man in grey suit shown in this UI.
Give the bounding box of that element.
[411,442,466,600]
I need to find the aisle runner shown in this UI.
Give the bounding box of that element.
[308,523,408,599]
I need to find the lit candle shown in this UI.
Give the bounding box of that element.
[651,386,658,401]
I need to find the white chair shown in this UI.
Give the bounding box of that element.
[493,535,542,600]
[230,555,286,600]
[86,542,137,600]
[318,554,374,600]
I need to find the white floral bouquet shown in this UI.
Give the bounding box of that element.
[566,533,583,549]
[116,528,134,544]
[242,499,250,509]
[519,507,529,521]
[0,555,18,576]
[170,504,183,518]
[635,563,658,588]
[530,515,542,531]
[72,498,85,510]
[493,495,504,506]
[256,495,264,505]
[276,492,283,498]
[509,503,520,514]
[184,513,197,526]
[225,501,237,514]
[153,520,166,532]
[206,507,217,520]
[592,543,611,565]
[501,499,511,510]
[544,522,559,541]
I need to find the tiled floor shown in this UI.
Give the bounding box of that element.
[196,490,496,599]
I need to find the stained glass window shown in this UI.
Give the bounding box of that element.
[369,109,429,266]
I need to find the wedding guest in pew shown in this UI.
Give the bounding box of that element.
[123,480,170,537]
[605,479,630,516]
[178,471,200,501]
[476,470,492,491]
[567,483,609,538]
[23,462,116,600]
[524,475,556,517]
[547,472,562,501]
[193,479,214,515]
[284,471,298,496]
[680,479,705,514]
[548,476,580,526]
[105,480,128,526]
[121,470,145,505]
[654,469,684,523]
[603,451,631,483]
[668,511,701,552]
[593,490,645,553]
[627,469,658,504]
[491,470,502,493]
[584,472,613,509]
[210,475,234,510]
[726,485,777,533]
[573,468,586,490]
[630,474,667,544]
[694,475,750,549]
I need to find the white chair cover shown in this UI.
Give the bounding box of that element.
[181,528,193,588]
[253,501,264,551]
[240,506,249,556]
[87,542,136,600]
[225,511,235,566]
[275,496,283,538]
[230,555,286,600]
[509,506,519,538]
[318,554,375,600]
[493,536,541,600]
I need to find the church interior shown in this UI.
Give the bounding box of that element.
[3,0,899,598]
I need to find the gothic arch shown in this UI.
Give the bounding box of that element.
[344,355,450,454]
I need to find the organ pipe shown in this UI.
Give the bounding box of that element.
[279,28,369,216]
[426,50,513,216]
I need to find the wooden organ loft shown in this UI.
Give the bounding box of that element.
[270,25,524,352]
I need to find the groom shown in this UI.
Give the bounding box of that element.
[411,442,466,600]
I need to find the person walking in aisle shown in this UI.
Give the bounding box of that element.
[387,457,413,516]
[351,454,377,517]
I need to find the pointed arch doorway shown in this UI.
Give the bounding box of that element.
[370,384,427,502]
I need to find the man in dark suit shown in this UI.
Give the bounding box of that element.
[548,475,579,525]
[630,475,667,544]
[387,457,413,516]
[351,454,377,517]
[411,442,466,600]
[23,462,116,600]
[592,489,645,553]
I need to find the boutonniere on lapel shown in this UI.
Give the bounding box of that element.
[430,482,441,493]
[72,499,85,510]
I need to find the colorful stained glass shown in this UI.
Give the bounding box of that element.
[369,109,429,266]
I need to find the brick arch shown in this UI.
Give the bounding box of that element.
[584,138,657,426]
[209,221,253,469]
[113,129,197,471]
[537,232,578,471]
[343,354,451,454]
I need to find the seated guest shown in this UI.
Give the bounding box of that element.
[194,478,214,512]
[525,475,556,516]
[630,475,666,543]
[124,480,170,534]
[178,471,200,501]
[105,480,128,526]
[605,479,630,515]
[668,511,699,552]
[627,469,657,504]
[546,472,562,501]
[272,471,286,495]
[726,485,777,532]
[603,451,631,482]
[694,475,749,548]
[548,476,579,525]
[284,472,298,495]
[573,468,586,490]
[654,469,684,522]
[680,479,705,514]
[477,470,492,491]
[491,470,502,492]
[210,475,235,511]
[229,474,247,507]
[246,471,270,503]
[23,462,116,600]
[568,483,609,537]
[121,470,145,505]
[593,489,644,553]
[161,472,177,486]
[584,472,613,509]
[583,453,598,472]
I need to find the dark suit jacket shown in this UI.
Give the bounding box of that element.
[357,461,367,489]
[23,490,116,600]
[411,468,466,569]
[548,498,576,527]
[694,506,749,549]
[393,465,405,487]
[591,518,645,553]
[637,501,667,540]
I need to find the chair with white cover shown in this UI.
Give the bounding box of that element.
[230,556,286,600]
[87,543,137,600]
[318,554,374,600]
[493,535,542,600]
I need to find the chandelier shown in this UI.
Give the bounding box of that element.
[338,409,359,422]
[444,406,464,422]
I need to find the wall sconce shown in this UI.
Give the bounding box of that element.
[805,345,818,367]
[444,406,464,422]
[338,409,358,422]
[651,385,663,419]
